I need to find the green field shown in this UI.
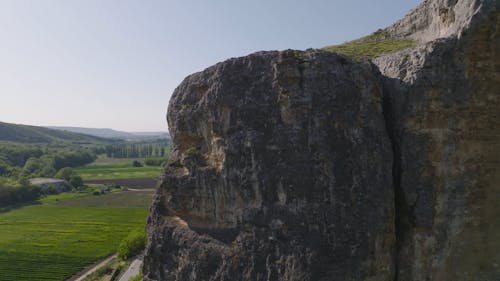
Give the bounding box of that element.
[75,159,161,180]
[0,190,152,281]
[49,190,154,208]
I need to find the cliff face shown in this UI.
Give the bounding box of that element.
[385,0,485,42]
[145,51,394,281]
[374,0,500,279]
[144,0,499,280]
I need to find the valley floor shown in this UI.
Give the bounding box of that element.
[0,189,152,281]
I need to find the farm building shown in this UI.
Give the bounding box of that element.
[30,178,73,193]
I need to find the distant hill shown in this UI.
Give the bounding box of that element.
[48,126,169,140]
[0,121,110,144]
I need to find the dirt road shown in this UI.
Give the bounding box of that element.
[69,255,116,281]
[118,257,142,281]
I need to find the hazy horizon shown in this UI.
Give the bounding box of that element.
[47,125,168,134]
[0,120,168,133]
[1,0,420,131]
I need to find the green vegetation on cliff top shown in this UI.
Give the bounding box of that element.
[322,29,415,60]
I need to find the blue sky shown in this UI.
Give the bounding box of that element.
[0,0,420,132]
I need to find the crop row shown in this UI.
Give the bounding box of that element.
[0,251,89,281]
[0,198,148,281]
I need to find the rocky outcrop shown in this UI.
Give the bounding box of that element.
[144,0,499,280]
[374,0,500,280]
[144,51,394,281]
[385,0,487,42]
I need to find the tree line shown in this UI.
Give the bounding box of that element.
[103,140,170,158]
[0,183,40,208]
[0,139,171,208]
[0,143,96,208]
[0,143,96,179]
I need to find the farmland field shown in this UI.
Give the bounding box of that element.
[84,178,158,189]
[0,190,153,281]
[75,160,162,180]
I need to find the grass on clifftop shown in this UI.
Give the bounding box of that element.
[323,29,415,60]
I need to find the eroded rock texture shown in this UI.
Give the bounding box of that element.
[144,51,394,281]
[144,0,499,280]
[374,0,500,280]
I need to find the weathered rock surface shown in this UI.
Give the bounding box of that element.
[374,0,500,280]
[386,0,487,42]
[144,51,394,281]
[144,0,499,280]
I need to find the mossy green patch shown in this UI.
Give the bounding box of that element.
[322,29,415,60]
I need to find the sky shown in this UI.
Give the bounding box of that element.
[0,0,421,132]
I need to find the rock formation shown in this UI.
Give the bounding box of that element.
[374,0,500,280]
[144,0,499,280]
[145,51,396,281]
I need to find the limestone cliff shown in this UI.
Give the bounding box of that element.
[144,0,499,280]
[145,51,394,281]
[374,0,500,280]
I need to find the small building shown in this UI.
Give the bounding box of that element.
[30,178,72,193]
[100,186,110,193]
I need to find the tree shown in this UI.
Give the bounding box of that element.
[117,230,146,260]
[40,165,56,178]
[46,185,57,195]
[144,157,164,166]
[0,159,10,176]
[55,167,74,181]
[69,175,83,188]
[20,157,43,178]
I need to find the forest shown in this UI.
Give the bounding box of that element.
[0,138,170,208]
[102,139,169,158]
[0,143,96,207]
